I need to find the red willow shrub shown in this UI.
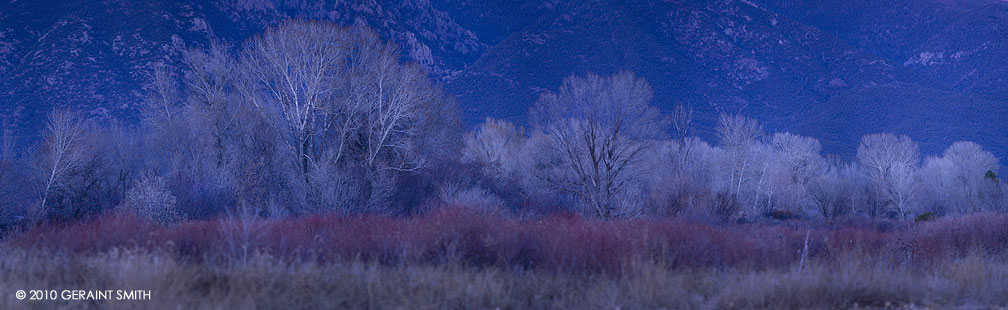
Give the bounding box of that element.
[13,213,153,252]
[8,208,1008,272]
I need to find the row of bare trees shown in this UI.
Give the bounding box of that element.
[1,21,1003,227]
[460,72,1005,220]
[0,21,459,226]
[145,21,459,217]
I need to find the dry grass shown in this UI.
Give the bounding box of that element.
[2,210,1008,309]
[12,209,1008,272]
[0,248,1006,309]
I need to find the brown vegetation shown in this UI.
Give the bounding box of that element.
[2,209,1007,309]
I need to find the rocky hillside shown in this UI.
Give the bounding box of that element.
[444,0,1008,157]
[0,0,484,133]
[1,0,1005,158]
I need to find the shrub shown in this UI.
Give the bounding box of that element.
[437,184,509,215]
[808,167,855,220]
[714,191,742,222]
[461,118,525,181]
[644,182,687,216]
[121,174,181,226]
[766,209,798,221]
[915,212,938,223]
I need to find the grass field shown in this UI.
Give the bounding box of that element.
[2,209,1007,309]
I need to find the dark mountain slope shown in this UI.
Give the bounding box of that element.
[0,1,216,127]
[801,84,1008,157]
[446,0,998,158]
[0,0,486,137]
[757,0,1008,100]
[0,0,1005,158]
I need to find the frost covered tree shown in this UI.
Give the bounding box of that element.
[139,42,251,217]
[712,114,763,218]
[741,133,823,215]
[239,21,454,212]
[715,114,763,198]
[919,155,957,214]
[241,22,346,179]
[670,103,694,172]
[182,41,241,164]
[808,162,856,220]
[243,21,439,174]
[761,133,824,212]
[35,109,88,217]
[140,63,183,170]
[944,142,1000,209]
[529,71,666,218]
[462,118,525,180]
[857,133,920,218]
[919,141,1000,214]
[142,64,179,122]
[769,133,824,187]
[0,126,32,224]
[121,174,181,226]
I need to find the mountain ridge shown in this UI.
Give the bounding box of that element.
[1,0,1005,159]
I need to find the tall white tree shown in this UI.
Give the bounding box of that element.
[857,133,920,218]
[919,141,1000,214]
[943,141,999,190]
[919,155,957,214]
[714,114,763,202]
[356,35,435,173]
[36,109,88,216]
[141,63,179,122]
[751,133,824,214]
[769,133,824,186]
[529,71,666,218]
[241,21,345,178]
[238,21,452,211]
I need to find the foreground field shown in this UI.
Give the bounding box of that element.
[1,249,1007,309]
[2,209,1008,309]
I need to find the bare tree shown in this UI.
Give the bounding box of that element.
[715,114,763,199]
[670,103,694,171]
[36,109,88,216]
[529,71,666,218]
[140,62,184,169]
[462,118,525,180]
[239,21,451,212]
[857,133,920,218]
[241,21,344,178]
[357,38,435,174]
[943,141,999,195]
[765,133,824,209]
[769,133,823,184]
[181,41,249,174]
[808,162,856,220]
[718,130,823,217]
[919,155,956,214]
[141,63,179,122]
[919,141,1000,214]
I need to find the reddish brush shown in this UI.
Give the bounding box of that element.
[9,208,1008,272]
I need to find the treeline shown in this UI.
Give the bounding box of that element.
[461,74,1003,221]
[0,20,1003,228]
